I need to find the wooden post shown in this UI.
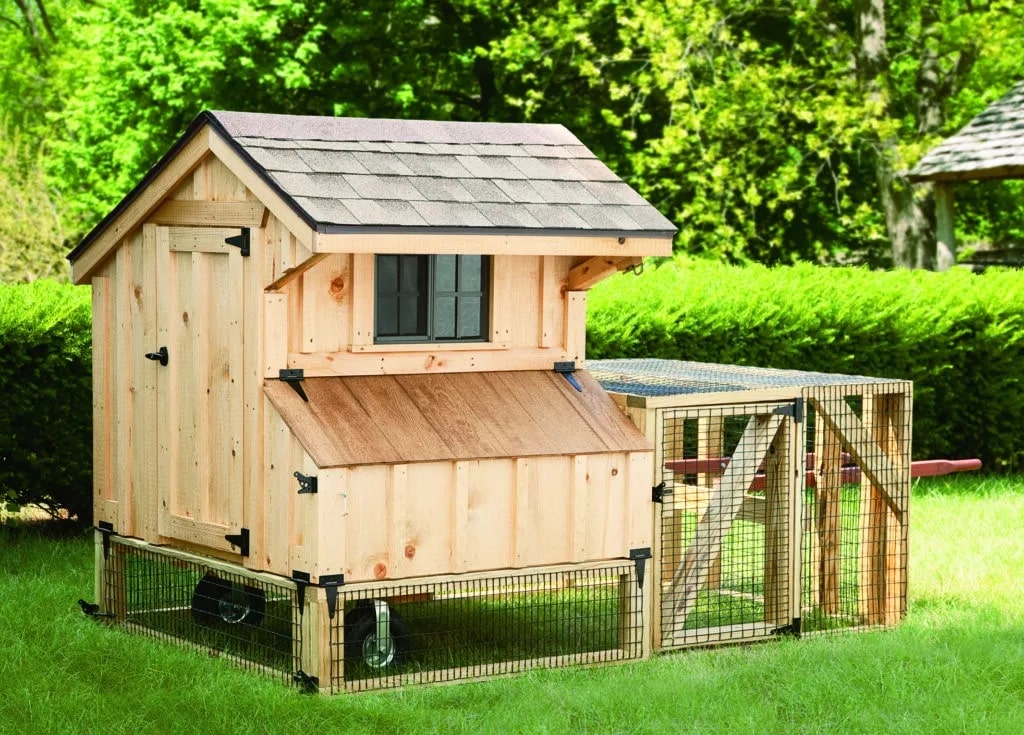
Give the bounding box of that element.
[814,412,843,615]
[860,393,909,625]
[698,415,724,589]
[297,586,335,694]
[935,183,956,272]
[762,417,790,627]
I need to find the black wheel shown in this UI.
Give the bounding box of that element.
[191,572,266,627]
[343,602,410,669]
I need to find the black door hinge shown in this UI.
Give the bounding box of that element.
[292,670,319,693]
[280,368,308,402]
[320,574,346,619]
[225,527,250,557]
[292,570,310,612]
[652,481,670,503]
[295,471,318,494]
[554,361,582,392]
[773,398,803,423]
[96,520,115,560]
[225,227,250,257]
[772,618,801,637]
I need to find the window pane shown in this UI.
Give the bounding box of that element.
[401,255,428,292]
[377,255,398,293]
[459,255,483,292]
[399,294,426,336]
[458,296,482,339]
[434,296,455,339]
[435,255,457,293]
[377,296,398,337]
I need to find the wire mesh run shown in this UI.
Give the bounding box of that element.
[801,386,910,633]
[657,402,797,649]
[328,563,643,692]
[101,538,300,684]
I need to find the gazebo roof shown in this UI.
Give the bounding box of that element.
[908,80,1024,183]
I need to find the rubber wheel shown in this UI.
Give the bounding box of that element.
[343,603,410,669]
[191,572,266,627]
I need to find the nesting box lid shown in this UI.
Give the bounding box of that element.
[264,370,651,467]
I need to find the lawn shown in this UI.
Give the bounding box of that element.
[1,475,1022,734]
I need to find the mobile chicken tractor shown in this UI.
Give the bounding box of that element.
[70,111,676,692]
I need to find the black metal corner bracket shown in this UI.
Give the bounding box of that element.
[652,481,670,504]
[554,361,583,392]
[320,574,346,620]
[629,547,652,589]
[294,471,318,495]
[280,368,308,402]
[292,570,311,613]
[78,599,114,619]
[225,227,251,257]
[96,521,115,560]
[292,670,319,694]
[225,527,250,557]
[772,618,802,638]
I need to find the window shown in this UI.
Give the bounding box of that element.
[374,254,490,343]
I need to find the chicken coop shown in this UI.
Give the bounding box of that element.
[68,111,676,692]
[589,359,912,651]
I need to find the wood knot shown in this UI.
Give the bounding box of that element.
[404,544,416,560]
[373,562,387,579]
[611,467,619,477]
[329,275,346,301]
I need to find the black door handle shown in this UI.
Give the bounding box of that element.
[145,346,169,366]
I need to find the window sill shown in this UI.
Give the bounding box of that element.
[350,341,512,353]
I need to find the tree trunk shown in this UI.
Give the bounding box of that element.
[854,0,938,269]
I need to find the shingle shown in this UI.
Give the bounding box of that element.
[472,143,528,157]
[396,153,474,178]
[618,205,678,232]
[342,174,426,201]
[569,204,641,231]
[269,172,359,199]
[387,142,436,154]
[235,137,298,149]
[582,181,650,206]
[429,142,476,155]
[294,149,369,174]
[293,139,367,152]
[341,198,430,227]
[494,179,546,204]
[474,203,543,228]
[245,146,313,173]
[351,151,416,176]
[568,158,625,182]
[360,141,393,152]
[455,156,528,179]
[410,201,494,228]
[522,144,591,159]
[293,197,360,225]
[529,179,601,205]
[456,178,513,203]
[407,177,477,202]
[523,204,591,229]
[509,156,585,181]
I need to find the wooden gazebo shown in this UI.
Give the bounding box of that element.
[908,80,1024,268]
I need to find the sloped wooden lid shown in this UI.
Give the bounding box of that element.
[265,369,651,468]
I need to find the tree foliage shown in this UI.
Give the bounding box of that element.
[2,0,1024,272]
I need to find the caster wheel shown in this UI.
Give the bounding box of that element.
[191,572,266,626]
[344,601,410,669]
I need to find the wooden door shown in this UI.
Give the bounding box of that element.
[156,226,246,555]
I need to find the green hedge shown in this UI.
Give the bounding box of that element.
[0,281,92,521]
[588,259,1024,472]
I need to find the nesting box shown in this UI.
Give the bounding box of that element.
[69,111,675,690]
[589,359,912,651]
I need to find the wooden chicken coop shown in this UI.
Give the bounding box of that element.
[589,359,911,651]
[68,111,675,692]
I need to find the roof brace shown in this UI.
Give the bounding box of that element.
[280,368,308,402]
[554,361,583,392]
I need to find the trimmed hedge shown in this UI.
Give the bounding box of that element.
[588,259,1024,472]
[0,281,92,521]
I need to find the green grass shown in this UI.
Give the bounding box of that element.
[2,476,1023,734]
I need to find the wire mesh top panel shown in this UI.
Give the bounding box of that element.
[589,358,894,398]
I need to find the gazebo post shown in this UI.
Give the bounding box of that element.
[935,183,956,271]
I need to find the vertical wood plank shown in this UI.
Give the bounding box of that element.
[490,255,512,345]
[538,255,561,347]
[452,460,470,572]
[91,276,116,526]
[814,408,844,615]
[564,291,587,362]
[156,228,177,538]
[112,245,134,536]
[569,455,588,562]
[349,253,374,349]
[132,225,159,539]
[763,417,790,626]
[243,226,266,570]
[264,292,288,375]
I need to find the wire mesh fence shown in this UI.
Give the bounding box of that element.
[329,563,644,692]
[656,402,797,649]
[101,538,300,685]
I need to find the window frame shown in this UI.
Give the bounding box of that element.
[373,253,491,345]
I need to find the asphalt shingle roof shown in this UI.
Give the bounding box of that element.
[208,111,676,235]
[908,80,1024,183]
